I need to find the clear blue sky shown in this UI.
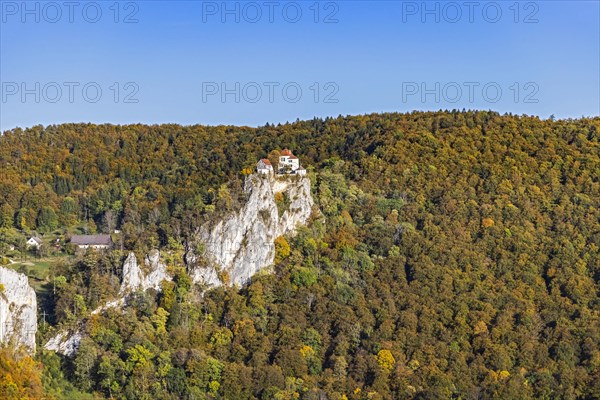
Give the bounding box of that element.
[1,0,599,131]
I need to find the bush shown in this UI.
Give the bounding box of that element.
[274,236,290,263]
[291,267,317,287]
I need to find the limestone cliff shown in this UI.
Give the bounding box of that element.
[45,250,171,356]
[119,250,170,294]
[186,174,314,287]
[0,267,37,353]
[45,174,315,356]
[44,330,82,357]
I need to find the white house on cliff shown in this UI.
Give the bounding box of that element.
[278,149,306,175]
[256,159,274,174]
[256,149,306,176]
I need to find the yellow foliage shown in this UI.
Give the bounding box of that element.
[208,380,220,395]
[376,349,396,372]
[340,210,353,225]
[274,236,291,263]
[219,269,231,285]
[299,345,315,358]
[474,320,488,335]
[0,348,44,400]
[151,307,170,334]
[408,359,420,370]
[482,218,495,228]
[386,209,399,225]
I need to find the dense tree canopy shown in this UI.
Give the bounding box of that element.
[1,111,599,399]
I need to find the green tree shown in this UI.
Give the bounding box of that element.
[37,206,59,232]
[0,204,14,228]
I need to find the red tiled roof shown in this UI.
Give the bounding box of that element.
[280,149,293,156]
[261,158,272,165]
[289,156,298,159]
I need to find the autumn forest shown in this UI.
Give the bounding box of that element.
[1,110,599,399]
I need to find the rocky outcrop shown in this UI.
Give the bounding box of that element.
[0,267,37,353]
[44,330,82,357]
[45,174,315,356]
[45,250,171,356]
[187,174,314,287]
[120,252,144,294]
[120,250,170,294]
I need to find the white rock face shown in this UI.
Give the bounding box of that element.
[187,174,314,287]
[120,250,170,294]
[45,250,171,356]
[45,175,315,356]
[120,252,144,294]
[0,267,37,353]
[44,330,82,357]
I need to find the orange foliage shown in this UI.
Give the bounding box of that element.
[482,218,495,228]
[0,348,45,400]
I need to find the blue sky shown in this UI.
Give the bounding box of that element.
[1,0,599,131]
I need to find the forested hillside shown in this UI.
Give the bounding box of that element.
[1,111,599,399]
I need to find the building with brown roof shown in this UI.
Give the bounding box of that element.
[278,149,306,175]
[256,158,274,174]
[70,234,113,250]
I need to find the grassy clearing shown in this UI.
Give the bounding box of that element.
[5,256,70,295]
